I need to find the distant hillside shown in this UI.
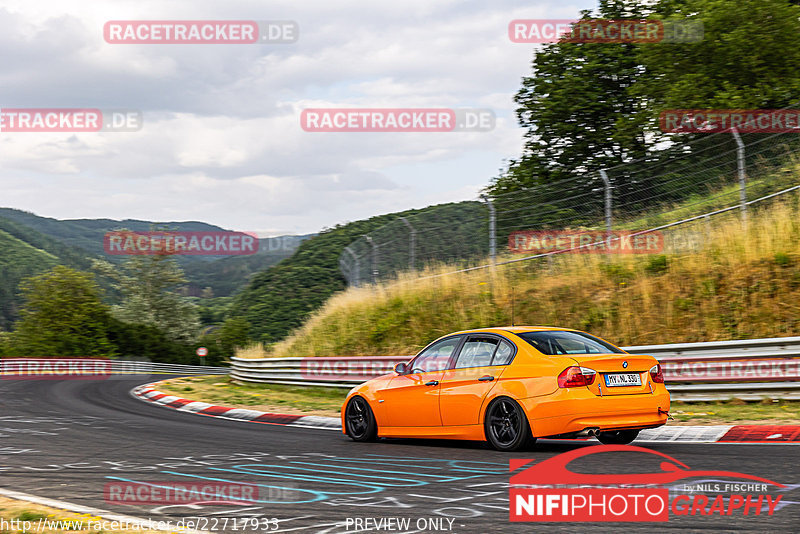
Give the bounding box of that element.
[0,208,309,328]
[229,201,485,344]
[0,229,61,330]
[181,235,310,297]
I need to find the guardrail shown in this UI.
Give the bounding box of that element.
[230,336,800,401]
[0,358,228,377]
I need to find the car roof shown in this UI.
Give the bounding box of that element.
[451,326,578,336]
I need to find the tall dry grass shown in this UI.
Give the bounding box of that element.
[254,195,800,357]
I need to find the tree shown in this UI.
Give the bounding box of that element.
[489,0,656,197]
[93,255,200,344]
[638,0,800,111]
[9,266,117,357]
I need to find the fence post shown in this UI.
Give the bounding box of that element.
[599,169,612,241]
[399,217,416,271]
[344,246,360,287]
[731,127,747,222]
[364,235,378,284]
[482,195,496,265]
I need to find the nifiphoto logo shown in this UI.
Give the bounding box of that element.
[104,20,298,44]
[509,446,787,523]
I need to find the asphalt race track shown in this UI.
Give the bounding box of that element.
[0,377,798,533]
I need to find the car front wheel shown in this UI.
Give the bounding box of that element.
[344,396,378,442]
[484,397,536,451]
[596,429,640,445]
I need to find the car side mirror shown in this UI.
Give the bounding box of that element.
[394,362,408,374]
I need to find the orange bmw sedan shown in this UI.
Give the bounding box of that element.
[342,327,670,451]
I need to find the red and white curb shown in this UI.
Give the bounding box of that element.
[131,383,341,431]
[131,383,800,443]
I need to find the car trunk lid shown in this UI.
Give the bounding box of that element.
[569,354,655,396]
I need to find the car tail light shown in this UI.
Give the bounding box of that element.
[557,366,596,388]
[649,364,664,383]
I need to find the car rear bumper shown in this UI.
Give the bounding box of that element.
[520,386,670,438]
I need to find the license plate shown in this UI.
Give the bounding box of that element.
[604,373,641,387]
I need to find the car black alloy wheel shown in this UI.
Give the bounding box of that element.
[596,429,640,445]
[485,397,535,451]
[345,396,377,442]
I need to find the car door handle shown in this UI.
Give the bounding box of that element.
[478,375,495,382]
[425,380,439,386]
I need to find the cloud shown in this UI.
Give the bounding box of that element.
[0,0,596,234]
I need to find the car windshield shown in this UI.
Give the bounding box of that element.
[517,331,623,355]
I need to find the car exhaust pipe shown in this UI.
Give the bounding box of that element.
[576,427,600,438]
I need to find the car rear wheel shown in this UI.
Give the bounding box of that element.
[484,397,535,451]
[344,396,377,442]
[596,429,640,445]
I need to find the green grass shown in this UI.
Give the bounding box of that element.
[670,400,800,425]
[157,376,347,416]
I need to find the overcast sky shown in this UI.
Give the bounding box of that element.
[0,0,595,236]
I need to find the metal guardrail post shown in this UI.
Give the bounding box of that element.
[364,236,378,284]
[731,127,747,222]
[599,169,612,240]
[481,195,496,265]
[399,217,416,271]
[343,246,360,287]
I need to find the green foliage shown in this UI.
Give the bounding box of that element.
[639,0,800,110]
[105,316,199,364]
[489,0,800,220]
[599,262,635,285]
[93,256,200,343]
[644,254,669,275]
[8,266,117,357]
[774,252,791,267]
[228,202,483,344]
[194,316,252,365]
[490,0,654,193]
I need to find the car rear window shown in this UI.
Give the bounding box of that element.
[518,331,623,355]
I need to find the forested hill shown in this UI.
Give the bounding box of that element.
[0,208,309,328]
[228,201,485,344]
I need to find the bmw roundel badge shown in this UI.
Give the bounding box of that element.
[622,361,628,368]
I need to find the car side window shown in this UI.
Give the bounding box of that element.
[410,336,461,373]
[455,336,499,368]
[492,340,515,365]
